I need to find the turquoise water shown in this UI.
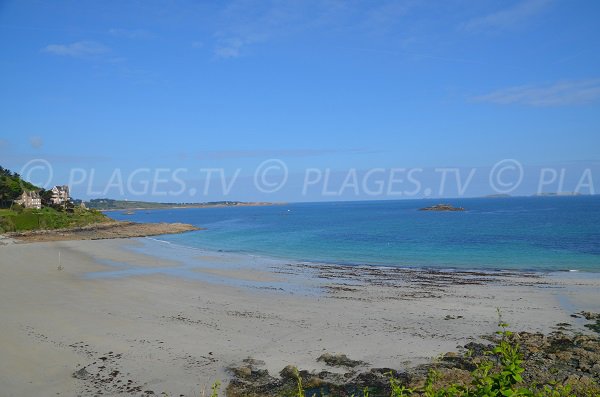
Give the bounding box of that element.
[107,197,600,272]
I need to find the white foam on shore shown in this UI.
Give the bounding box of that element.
[140,235,600,276]
[144,237,172,245]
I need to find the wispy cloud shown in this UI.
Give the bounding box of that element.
[29,136,44,149]
[42,41,109,58]
[212,0,287,59]
[211,40,240,58]
[41,40,159,84]
[462,0,552,33]
[171,148,381,161]
[214,38,246,58]
[363,1,415,34]
[209,1,428,59]
[108,28,154,39]
[473,79,600,107]
[211,1,355,59]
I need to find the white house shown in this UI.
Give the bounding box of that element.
[15,191,42,209]
[51,185,70,205]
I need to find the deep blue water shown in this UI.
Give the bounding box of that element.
[107,197,600,272]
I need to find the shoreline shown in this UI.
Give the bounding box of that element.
[137,234,600,276]
[1,237,599,396]
[7,219,595,275]
[3,221,200,243]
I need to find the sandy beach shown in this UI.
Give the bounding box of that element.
[1,237,599,396]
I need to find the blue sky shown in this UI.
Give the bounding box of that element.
[1,0,599,201]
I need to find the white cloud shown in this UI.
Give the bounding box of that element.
[473,79,600,107]
[29,136,43,149]
[108,28,154,39]
[43,41,109,58]
[462,0,552,33]
[209,1,423,59]
[214,38,245,58]
[211,1,317,59]
[363,1,415,33]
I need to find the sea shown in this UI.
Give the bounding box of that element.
[106,196,600,273]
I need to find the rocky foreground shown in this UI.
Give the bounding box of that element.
[227,313,600,397]
[6,221,200,243]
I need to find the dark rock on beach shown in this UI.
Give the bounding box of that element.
[226,315,600,397]
[317,353,366,368]
[579,311,600,334]
[72,367,90,380]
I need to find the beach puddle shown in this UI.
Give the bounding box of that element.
[84,237,323,295]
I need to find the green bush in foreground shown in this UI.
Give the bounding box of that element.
[286,316,598,397]
[0,207,108,233]
[385,321,573,397]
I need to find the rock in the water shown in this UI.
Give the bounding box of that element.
[419,204,465,211]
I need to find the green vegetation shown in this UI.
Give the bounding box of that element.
[288,316,599,397]
[211,380,221,397]
[0,206,108,233]
[0,166,38,207]
[0,165,109,233]
[384,320,558,396]
[382,328,589,397]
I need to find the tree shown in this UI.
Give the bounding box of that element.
[0,164,41,208]
[39,189,54,207]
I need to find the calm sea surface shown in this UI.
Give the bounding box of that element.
[107,197,600,273]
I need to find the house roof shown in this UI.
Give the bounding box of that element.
[20,190,41,199]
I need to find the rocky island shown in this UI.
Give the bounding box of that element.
[419,203,465,211]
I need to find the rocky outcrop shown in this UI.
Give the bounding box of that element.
[317,353,365,368]
[7,221,201,243]
[419,204,465,211]
[226,316,600,397]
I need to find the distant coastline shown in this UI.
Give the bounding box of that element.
[104,197,600,273]
[86,199,285,212]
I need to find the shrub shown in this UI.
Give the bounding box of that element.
[288,312,598,397]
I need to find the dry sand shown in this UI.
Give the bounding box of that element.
[0,238,598,396]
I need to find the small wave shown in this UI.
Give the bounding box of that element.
[144,237,172,245]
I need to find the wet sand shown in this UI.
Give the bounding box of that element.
[0,238,598,396]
